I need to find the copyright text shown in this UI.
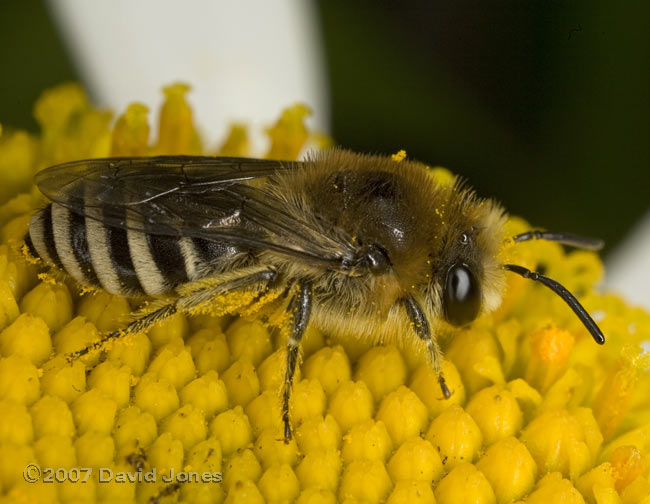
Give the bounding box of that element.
[23,464,222,484]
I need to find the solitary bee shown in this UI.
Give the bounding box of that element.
[25,149,605,440]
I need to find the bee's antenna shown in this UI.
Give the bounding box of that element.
[503,263,605,345]
[511,230,604,250]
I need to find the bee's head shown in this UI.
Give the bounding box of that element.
[427,192,507,327]
[421,181,605,345]
[436,226,505,327]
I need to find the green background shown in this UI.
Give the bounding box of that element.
[1,0,648,254]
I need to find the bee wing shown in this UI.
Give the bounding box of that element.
[35,156,357,267]
[35,155,295,202]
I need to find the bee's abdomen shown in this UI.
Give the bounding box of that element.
[26,204,65,271]
[27,203,220,297]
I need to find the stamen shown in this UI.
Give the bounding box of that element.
[609,445,645,493]
[525,326,574,393]
[592,344,650,440]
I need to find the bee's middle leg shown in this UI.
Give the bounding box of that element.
[401,295,451,398]
[282,279,313,442]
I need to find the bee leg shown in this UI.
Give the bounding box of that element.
[402,295,451,399]
[282,279,313,443]
[68,268,277,361]
[68,302,177,360]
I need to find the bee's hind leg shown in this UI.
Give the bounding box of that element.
[68,302,177,360]
[282,279,313,443]
[68,267,277,361]
[401,295,451,399]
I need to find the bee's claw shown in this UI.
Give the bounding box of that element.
[439,375,452,399]
[283,420,292,444]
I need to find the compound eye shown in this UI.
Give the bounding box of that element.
[443,263,480,326]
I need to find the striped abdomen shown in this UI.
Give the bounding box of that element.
[26,203,238,296]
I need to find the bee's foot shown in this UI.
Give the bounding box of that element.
[439,375,452,399]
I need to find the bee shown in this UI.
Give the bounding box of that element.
[25,149,605,441]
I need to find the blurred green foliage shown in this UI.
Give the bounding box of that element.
[318,1,650,252]
[0,0,78,131]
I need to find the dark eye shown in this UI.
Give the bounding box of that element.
[443,263,480,326]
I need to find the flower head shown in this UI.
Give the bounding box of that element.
[0,84,649,503]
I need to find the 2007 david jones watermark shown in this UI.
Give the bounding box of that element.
[23,463,222,484]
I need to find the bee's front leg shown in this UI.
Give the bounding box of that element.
[282,279,313,443]
[401,295,451,399]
